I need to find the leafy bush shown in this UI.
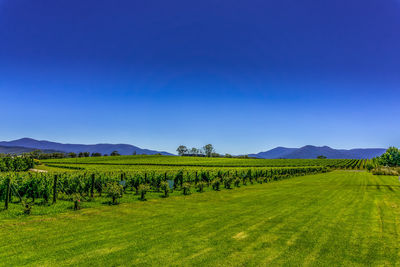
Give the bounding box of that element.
[196,181,206,192]
[105,182,124,204]
[72,193,81,210]
[223,177,232,189]
[182,182,191,195]
[371,167,400,176]
[0,156,34,172]
[160,181,169,197]
[139,184,150,201]
[378,147,400,167]
[234,178,241,187]
[22,200,32,215]
[211,178,221,191]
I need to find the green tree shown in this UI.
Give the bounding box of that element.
[110,151,120,156]
[189,147,200,155]
[176,145,188,156]
[379,147,400,167]
[317,155,327,159]
[203,144,215,157]
[68,152,77,158]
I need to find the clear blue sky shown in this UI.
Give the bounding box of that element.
[0,0,399,154]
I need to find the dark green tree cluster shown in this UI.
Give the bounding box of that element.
[176,144,217,157]
[377,147,400,167]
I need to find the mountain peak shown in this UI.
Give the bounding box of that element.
[251,146,385,159]
[0,138,174,156]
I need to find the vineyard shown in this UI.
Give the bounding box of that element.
[3,170,400,266]
[42,155,367,168]
[0,156,34,172]
[0,155,371,217]
[0,166,328,215]
[1,155,399,265]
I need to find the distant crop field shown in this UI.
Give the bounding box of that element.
[42,155,366,169]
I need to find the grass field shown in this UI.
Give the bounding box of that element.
[2,170,400,266]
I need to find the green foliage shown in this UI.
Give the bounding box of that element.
[371,167,400,176]
[378,147,400,167]
[110,151,120,156]
[203,144,214,157]
[195,181,206,192]
[22,200,32,215]
[72,194,81,210]
[223,176,233,189]
[182,182,191,195]
[105,182,124,204]
[211,178,221,191]
[176,145,188,156]
[0,156,34,172]
[0,156,335,214]
[160,181,169,197]
[138,184,150,201]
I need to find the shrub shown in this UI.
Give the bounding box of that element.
[223,177,232,189]
[182,182,191,195]
[371,167,400,176]
[72,194,81,210]
[139,184,150,201]
[196,181,206,192]
[22,200,32,215]
[160,181,169,197]
[211,178,221,191]
[105,182,124,204]
[234,178,241,187]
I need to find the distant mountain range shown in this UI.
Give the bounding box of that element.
[0,138,173,156]
[0,138,387,159]
[249,145,386,159]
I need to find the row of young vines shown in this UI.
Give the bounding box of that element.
[0,166,329,211]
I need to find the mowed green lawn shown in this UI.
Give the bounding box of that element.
[1,171,400,266]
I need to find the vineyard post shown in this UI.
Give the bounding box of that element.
[52,174,58,204]
[5,176,11,210]
[90,173,95,198]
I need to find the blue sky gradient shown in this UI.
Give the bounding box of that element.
[0,0,399,154]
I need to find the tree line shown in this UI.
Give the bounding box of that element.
[176,144,249,158]
[21,150,122,160]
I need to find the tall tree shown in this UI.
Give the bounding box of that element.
[190,147,199,155]
[176,145,188,156]
[203,144,215,157]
